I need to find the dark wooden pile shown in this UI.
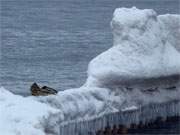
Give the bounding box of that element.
[95,116,180,135]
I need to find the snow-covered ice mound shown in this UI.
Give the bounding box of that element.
[86,7,180,88]
[0,87,61,135]
[1,7,180,135]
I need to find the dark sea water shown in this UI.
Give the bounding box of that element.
[0,0,180,134]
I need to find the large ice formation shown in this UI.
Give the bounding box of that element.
[86,7,180,88]
[1,7,180,135]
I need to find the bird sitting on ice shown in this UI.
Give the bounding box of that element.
[30,83,57,96]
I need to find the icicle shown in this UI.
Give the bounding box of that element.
[53,100,180,135]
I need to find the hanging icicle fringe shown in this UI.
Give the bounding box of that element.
[48,100,179,135]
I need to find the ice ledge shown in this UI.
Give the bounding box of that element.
[1,86,179,135]
[36,85,180,125]
[86,7,180,87]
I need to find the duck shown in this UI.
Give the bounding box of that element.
[30,82,57,96]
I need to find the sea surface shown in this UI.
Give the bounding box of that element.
[1,0,180,134]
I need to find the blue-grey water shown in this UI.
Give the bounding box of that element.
[1,0,180,134]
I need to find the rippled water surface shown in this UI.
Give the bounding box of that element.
[1,0,179,94]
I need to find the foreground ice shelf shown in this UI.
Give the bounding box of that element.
[0,7,180,135]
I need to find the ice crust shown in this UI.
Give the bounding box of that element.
[0,87,60,135]
[86,7,180,87]
[1,7,180,135]
[35,85,180,135]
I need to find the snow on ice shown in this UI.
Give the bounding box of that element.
[0,87,60,135]
[86,7,180,88]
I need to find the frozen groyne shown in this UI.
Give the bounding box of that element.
[0,7,180,135]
